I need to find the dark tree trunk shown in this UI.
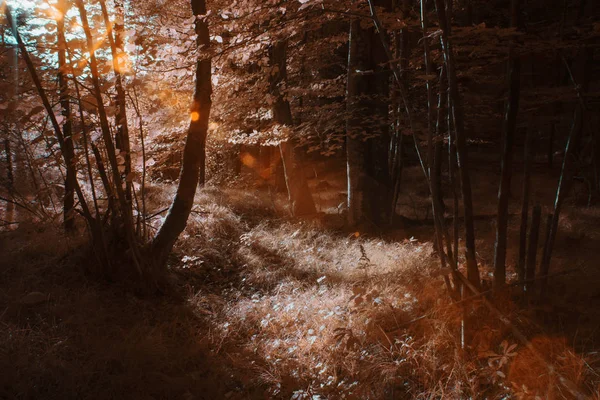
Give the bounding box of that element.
[442,66,460,259]
[493,0,522,288]
[57,0,76,232]
[99,0,132,202]
[525,204,541,294]
[346,19,368,227]
[547,124,554,169]
[422,1,454,296]
[268,41,316,217]
[595,126,600,201]
[388,23,409,221]
[346,1,392,228]
[76,0,142,272]
[3,138,14,222]
[435,0,480,288]
[151,0,212,267]
[433,138,445,214]
[517,128,535,283]
[539,48,592,297]
[539,212,553,298]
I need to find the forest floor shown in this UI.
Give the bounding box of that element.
[1,161,600,399]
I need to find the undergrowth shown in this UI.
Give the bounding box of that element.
[172,189,600,399]
[1,188,599,399]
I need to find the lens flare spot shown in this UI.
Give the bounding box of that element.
[241,153,256,168]
[190,111,200,122]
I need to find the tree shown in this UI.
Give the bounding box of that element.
[346,1,393,228]
[435,0,480,289]
[151,0,212,268]
[268,40,316,217]
[56,0,76,231]
[493,0,522,288]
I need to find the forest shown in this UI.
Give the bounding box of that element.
[1,0,599,398]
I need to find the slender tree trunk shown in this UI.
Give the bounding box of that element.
[268,41,316,217]
[525,204,541,294]
[548,124,555,169]
[99,0,132,202]
[539,212,553,297]
[435,0,480,288]
[518,127,534,283]
[57,0,76,231]
[346,19,367,227]
[3,138,14,224]
[433,138,445,214]
[493,0,521,288]
[422,1,454,295]
[443,67,460,259]
[388,27,406,221]
[348,0,393,228]
[539,48,591,297]
[151,0,212,267]
[5,4,92,224]
[76,0,143,275]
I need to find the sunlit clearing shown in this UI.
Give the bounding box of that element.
[190,111,200,121]
[240,152,256,168]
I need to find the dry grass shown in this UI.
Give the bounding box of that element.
[170,189,600,399]
[1,188,599,399]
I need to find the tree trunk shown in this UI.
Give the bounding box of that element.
[76,0,141,272]
[493,0,521,288]
[388,26,408,222]
[346,19,367,227]
[5,4,92,225]
[518,127,534,283]
[422,1,454,296]
[151,0,212,267]
[3,138,14,224]
[268,40,316,217]
[346,1,393,228]
[99,0,132,202]
[57,0,76,232]
[539,212,553,298]
[435,0,480,288]
[539,48,592,297]
[525,204,541,294]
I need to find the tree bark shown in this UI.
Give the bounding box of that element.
[435,0,480,288]
[57,0,76,232]
[525,204,541,294]
[3,138,14,224]
[346,19,367,227]
[547,124,554,169]
[151,0,212,266]
[268,40,316,217]
[99,0,132,202]
[517,127,534,283]
[539,48,592,297]
[422,1,454,296]
[347,1,393,228]
[493,0,521,288]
